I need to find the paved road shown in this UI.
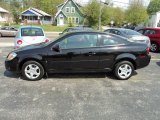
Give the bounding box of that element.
[0,47,160,120]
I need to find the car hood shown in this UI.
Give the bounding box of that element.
[14,43,45,53]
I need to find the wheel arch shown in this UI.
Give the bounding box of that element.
[114,54,137,69]
[19,58,46,72]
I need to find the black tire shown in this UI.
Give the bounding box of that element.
[22,61,44,81]
[114,61,134,80]
[150,42,159,52]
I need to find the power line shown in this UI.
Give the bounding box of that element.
[112,0,148,7]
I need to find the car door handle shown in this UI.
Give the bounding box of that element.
[87,52,96,56]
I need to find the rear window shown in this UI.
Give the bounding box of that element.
[21,28,44,36]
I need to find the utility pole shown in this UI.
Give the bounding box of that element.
[99,0,109,31]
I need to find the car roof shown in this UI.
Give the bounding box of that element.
[19,26,43,29]
[68,27,93,30]
[105,28,134,31]
[141,28,160,30]
[64,31,128,39]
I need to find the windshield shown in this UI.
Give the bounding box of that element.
[122,29,142,36]
[21,28,44,36]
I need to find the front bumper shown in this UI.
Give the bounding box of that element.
[5,58,20,73]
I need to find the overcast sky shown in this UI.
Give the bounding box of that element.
[75,0,150,8]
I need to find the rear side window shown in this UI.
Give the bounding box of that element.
[100,35,129,46]
[1,27,9,30]
[144,30,156,35]
[21,28,44,36]
[110,30,121,35]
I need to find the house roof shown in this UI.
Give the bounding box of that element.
[0,7,9,13]
[21,8,51,17]
[57,0,81,8]
[55,10,67,19]
[55,0,82,19]
[31,8,51,16]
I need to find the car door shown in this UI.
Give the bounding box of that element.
[98,34,129,71]
[9,27,17,36]
[46,33,100,73]
[1,27,10,36]
[143,29,158,41]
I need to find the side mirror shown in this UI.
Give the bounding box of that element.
[52,44,60,52]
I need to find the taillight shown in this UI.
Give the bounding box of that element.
[147,47,150,55]
[17,40,22,45]
[45,39,49,42]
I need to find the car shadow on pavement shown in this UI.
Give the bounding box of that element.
[4,70,19,79]
[47,73,107,79]
[4,70,138,81]
[47,71,138,80]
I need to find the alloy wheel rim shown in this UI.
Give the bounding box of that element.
[25,64,40,79]
[151,44,157,51]
[118,64,132,79]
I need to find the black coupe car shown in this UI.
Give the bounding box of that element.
[5,31,151,81]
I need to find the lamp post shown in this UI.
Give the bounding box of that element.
[99,0,109,31]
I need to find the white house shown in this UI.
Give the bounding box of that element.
[148,12,160,28]
[0,7,9,23]
[21,8,52,25]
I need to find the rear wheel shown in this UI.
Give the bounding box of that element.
[150,43,159,52]
[114,61,134,80]
[22,61,44,81]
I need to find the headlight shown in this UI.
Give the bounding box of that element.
[7,52,17,61]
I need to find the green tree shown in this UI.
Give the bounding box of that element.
[125,0,148,25]
[83,0,100,27]
[101,6,113,25]
[20,0,63,16]
[10,0,21,24]
[147,0,160,14]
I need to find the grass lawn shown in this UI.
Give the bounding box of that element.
[0,23,69,32]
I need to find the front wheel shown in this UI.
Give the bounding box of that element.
[22,61,44,81]
[114,61,134,80]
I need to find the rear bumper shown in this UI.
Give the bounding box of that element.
[136,55,151,69]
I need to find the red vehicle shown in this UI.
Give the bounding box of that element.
[138,28,160,52]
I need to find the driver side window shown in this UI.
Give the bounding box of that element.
[59,34,98,49]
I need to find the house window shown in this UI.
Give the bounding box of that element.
[68,17,72,23]
[66,7,70,13]
[72,17,75,23]
[76,17,79,24]
[71,7,75,13]
[1,13,5,18]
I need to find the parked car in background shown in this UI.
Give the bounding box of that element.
[104,28,151,47]
[5,31,151,81]
[59,27,94,35]
[15,26,49,49]
[137,28,160,52]
[0,26,18,37]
